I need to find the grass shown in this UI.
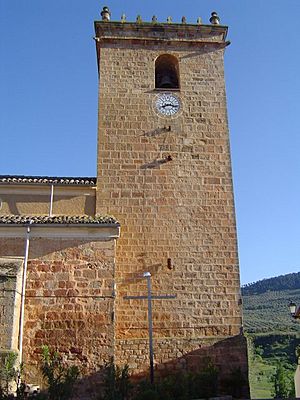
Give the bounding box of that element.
[249,357,275,399]
[242,277,300,397]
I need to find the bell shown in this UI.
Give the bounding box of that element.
[158,75,173,88]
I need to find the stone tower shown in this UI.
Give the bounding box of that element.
[95,7,249,386]
[0,6,249,397]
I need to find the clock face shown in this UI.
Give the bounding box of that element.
[155,93,181,116]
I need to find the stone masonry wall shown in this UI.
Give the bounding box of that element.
[0,236,116,386]
[96,29,246,377]
[116,335,250,396]
[0,258,23,350]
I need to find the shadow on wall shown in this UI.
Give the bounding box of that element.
[0,236,108,260]
[0,194,95,216]
[25,335,250,400]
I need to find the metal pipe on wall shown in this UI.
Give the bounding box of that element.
[19,221,32,364]
[49,184,54,216]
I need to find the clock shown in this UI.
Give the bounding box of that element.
[155,93,181,116]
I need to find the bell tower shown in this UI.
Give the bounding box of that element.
[94,7,249,392]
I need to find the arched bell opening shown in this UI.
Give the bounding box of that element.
[155,54,180,89]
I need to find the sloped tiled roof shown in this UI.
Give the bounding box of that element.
[0,175,97,186]
[0,215,119,226]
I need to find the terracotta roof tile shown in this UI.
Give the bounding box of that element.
[0,215,119,226]
[0,175,96,186]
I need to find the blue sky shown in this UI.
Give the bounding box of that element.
[1,1,300,284]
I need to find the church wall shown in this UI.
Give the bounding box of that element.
[0,186,96,216]
[0,15,249,394]
[117,335,249,396]
[0,236,116,385]
[96,35,245,375]
[0,258,23,350]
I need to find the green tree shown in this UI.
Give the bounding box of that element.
[272,364,294,399]
[0,352,26,400]
[101,361,131,400]
[295,345,300,359]
[40,345,80,400]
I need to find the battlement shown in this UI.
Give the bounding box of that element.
[94,7,228,45]
[97,6,224,27]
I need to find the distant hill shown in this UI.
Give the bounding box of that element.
[243,288,300,333]
[242,272,300,334]
[242,271,300,296]
[242,272,300,398]
[242,271,300,334]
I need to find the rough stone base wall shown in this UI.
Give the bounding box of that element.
[116,334,250,397]
[0,257,23,350]
[0,237,117,386]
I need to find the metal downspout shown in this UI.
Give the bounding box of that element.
[49,184,54,216]
[19,221,32,365]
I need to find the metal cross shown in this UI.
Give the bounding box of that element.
[124,271,176,384]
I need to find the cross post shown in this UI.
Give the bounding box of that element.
[124,271,176,384]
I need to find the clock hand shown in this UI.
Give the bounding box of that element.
[162,103,178,108]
